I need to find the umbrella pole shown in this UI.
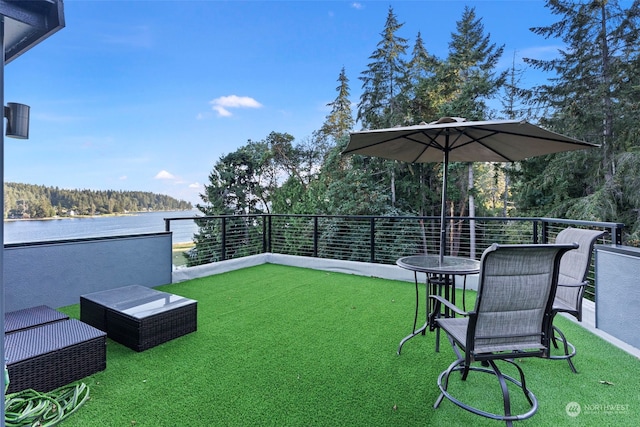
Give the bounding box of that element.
[439,149,449,265]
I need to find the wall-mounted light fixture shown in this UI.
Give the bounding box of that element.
[4,102,30,139]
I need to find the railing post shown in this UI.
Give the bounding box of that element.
[262,215,267,253]
[533,221,539,244]
[370,217,375,263]
[541,220,549,243]
[612,225,623,245]
[263,214,271,252]
[165,218,170,232]
[221,217,227,261]
[313,216,318,257]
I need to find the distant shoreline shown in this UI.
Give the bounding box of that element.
[4,210,196,222]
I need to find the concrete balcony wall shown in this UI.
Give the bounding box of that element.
[4,232,173,312]
[172,253,480,291]
[595,245,640,350]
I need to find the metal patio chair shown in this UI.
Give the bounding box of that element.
[430,243,577,427]
[551,227,606,373]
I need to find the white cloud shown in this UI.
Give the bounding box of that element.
[119,175,128,181]
[214,95,262,108]
[188,182,201,189]
[155,170,176,180]
[212,105,233,117]
[210,95,262,117]
[351,2,363,10]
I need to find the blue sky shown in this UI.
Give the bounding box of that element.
[4,0,560,205]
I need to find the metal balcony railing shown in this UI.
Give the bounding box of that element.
[165,214,624,301]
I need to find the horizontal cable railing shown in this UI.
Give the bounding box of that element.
[165,214,624,300]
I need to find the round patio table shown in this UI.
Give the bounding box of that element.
[396,255,480,355]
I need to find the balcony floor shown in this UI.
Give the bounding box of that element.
[173,253,640,360]
[55,261,639,426]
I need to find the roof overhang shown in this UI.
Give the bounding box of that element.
[0,0,65,64]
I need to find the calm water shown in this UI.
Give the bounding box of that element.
[3,210,200,244]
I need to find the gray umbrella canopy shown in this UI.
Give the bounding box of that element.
[343,118,598,163]
[342,117,599,262]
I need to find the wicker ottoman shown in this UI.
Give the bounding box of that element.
[5,305,69,334]
[5,319,107,393]
[80,285,197,352]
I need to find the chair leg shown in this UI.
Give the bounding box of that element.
[428,305,441,353]
[550,325,578,373]
[434,358,538,425]
[434,358,459,409]
[502,359,535,406]
[489,360,514,427]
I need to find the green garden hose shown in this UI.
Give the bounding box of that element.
[5,383,89,427]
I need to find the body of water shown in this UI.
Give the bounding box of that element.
[3,210,200,245]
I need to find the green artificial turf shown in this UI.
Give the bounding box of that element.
[56,264,639,426]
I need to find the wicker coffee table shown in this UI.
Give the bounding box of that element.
[80,285,197,352]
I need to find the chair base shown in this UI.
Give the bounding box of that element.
[435,358,538,427]
[550,325,578,373]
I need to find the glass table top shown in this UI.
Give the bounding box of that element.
[82,285,196,319]
[396,255,481,274]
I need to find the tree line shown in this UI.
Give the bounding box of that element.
[189,1,640,265]
[4,182,192,219]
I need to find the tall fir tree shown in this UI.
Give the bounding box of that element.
[357,6,409,129]
[317,67,354,143]
[525,0,640,177]
[435,6,507,224]
[438,5,507,120]
[354,7,410,208]
[404,31,440,124]
[514,0,640,240]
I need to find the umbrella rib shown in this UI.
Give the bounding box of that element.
[341,136,394,154]
[466,125,591,145]
[342,131,440,156]
[406,130,450,163]
[450,126,594,162]
[452,130,515,162]
[461,125,596,159]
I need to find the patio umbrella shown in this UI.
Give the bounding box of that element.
[342,117,599,263]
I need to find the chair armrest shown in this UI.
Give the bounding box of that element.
[429,295,468,317]
[558,280,588,289]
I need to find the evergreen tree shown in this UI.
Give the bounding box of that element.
[499,51,534,121]
[515,0,640,238]
[434,6,507,223]
[317,67,354,143]
[356,7,410,208]
[198,143,269,216]
[525,0,638,172]
[422,7,508,254]
[357,6,409,129]
[439,6,507,120]
[404,31,440,124]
